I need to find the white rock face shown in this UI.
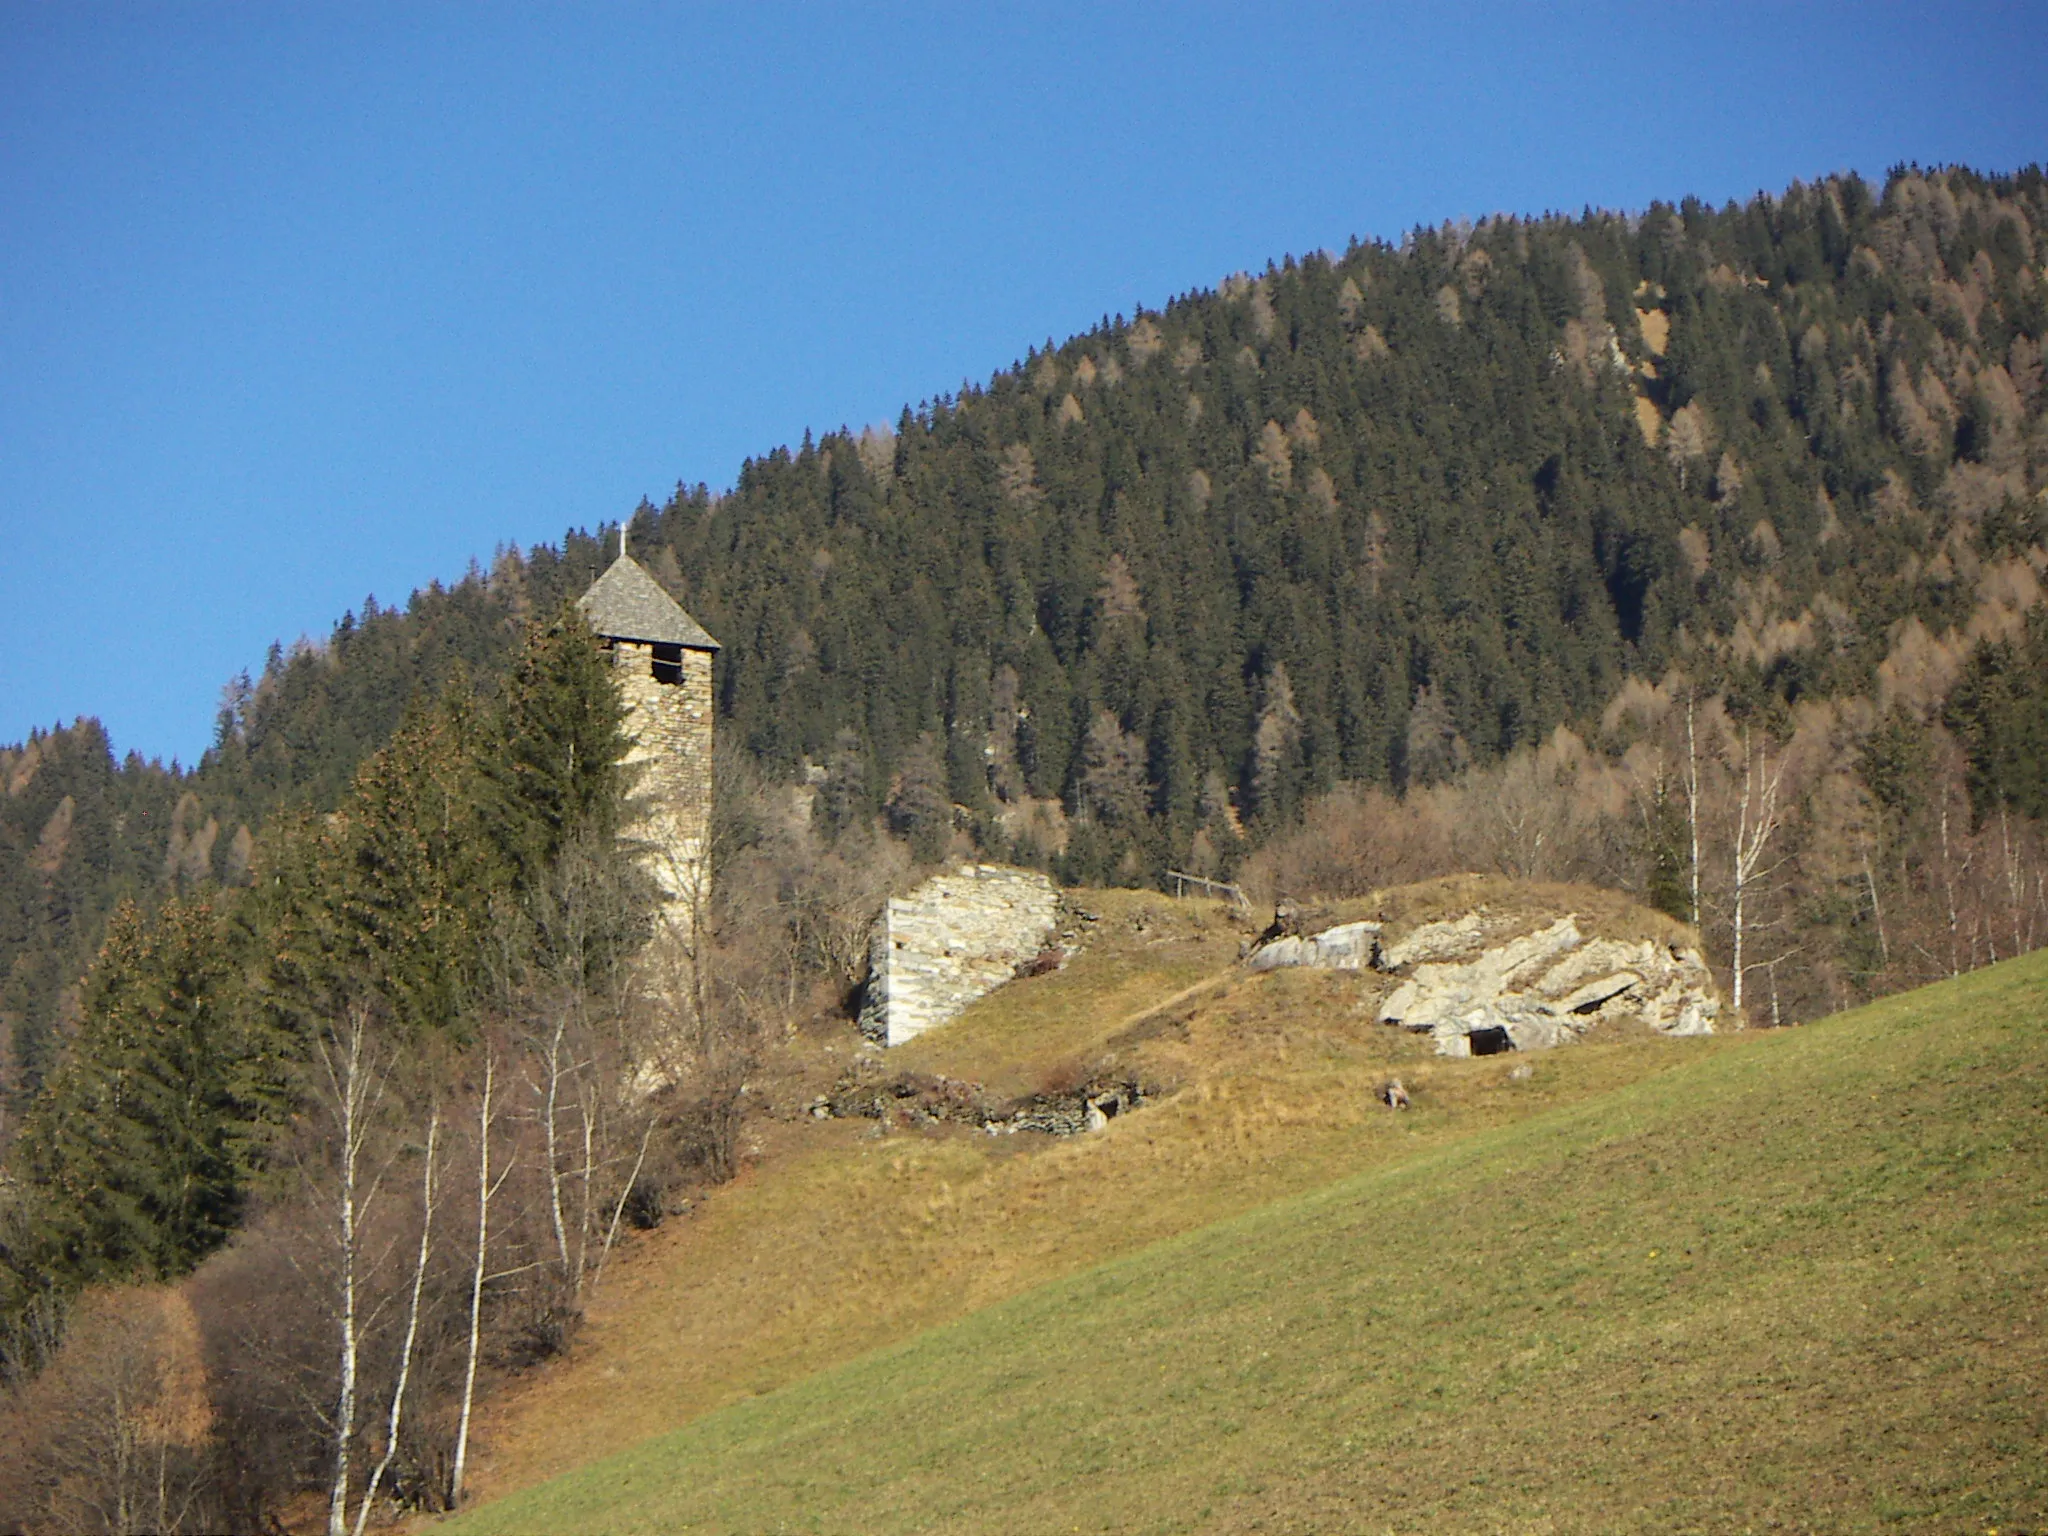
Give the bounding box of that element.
[859,865,1062,1047]
[1376,912,1490,970]
[1246,919,1381,971]
[1249,906,1720,1056]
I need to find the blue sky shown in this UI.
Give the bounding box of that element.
[3,3,2044,766]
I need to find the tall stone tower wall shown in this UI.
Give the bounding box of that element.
[607,638,714,943]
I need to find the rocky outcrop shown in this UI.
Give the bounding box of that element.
[1378,914,1719,1054]
[1245,919,1379,971]
[1248,902,1721,1056]
[858,864,1062,1047]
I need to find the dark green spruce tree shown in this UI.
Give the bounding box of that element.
[2,896,286,1331]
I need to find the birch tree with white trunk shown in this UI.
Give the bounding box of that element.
[1728,731,1789,1017]
[313,1002,388,1536]
[450,1051,507,1508]
[352,1105,440,1536]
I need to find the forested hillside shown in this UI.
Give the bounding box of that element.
[0,725,184,1121]
[659,163,2047,856]
[6,163,2047,1107]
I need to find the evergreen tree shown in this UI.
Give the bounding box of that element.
[818,727,869,839]
[4,897,283,1307]
[1947,608,2048,822]
[485,605,636,890]
[280,682,500,1038]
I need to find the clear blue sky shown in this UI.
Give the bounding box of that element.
[3,3,2043,766]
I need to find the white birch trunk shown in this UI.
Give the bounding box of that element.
[1863,848,1889,967]
[450,1053,498,1507]
[321,1007,381,1536]
[1938,794,1961,977]
[1728,733,1785,1020]
[1685,693,1702,929]
[353,1107,440,1536]
[542,1013,571,1279]
[574,1089,596,1293]
[592,1116,656,1297]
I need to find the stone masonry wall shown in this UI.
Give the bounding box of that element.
[859,865,1061,1047]
[610,639,713,944]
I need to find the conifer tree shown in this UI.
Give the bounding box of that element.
[1947,608,2048,821]
[318,684,499,1036]
[485,605,635,891]
[5,897,282,1305]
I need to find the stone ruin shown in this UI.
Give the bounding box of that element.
[812,1068,1147,1137]
[1250,908,1720,1055]
[858,864,1062,1047]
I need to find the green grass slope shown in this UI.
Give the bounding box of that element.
[449,952,2048,1535]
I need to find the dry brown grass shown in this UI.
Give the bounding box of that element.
[458,884,1731,1510]
[889,889,1245,1097]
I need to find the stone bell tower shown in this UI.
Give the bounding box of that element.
[577,541,719,945]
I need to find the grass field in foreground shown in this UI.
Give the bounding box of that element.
[449,951,2048,1535]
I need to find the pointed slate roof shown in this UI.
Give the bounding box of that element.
[577,555,721,650]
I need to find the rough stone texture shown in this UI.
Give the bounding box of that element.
[608,640,715,944]
[1246,920,1381,971]
[1377,913,1490,970]
[579,555,718,948]
[1249,905,1721,1056]
[859,865,1062,1046]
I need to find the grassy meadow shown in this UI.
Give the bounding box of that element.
[446,927,2048,1533]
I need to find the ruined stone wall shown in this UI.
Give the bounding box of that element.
[859,865,1061,1047]
[609,639,713,943]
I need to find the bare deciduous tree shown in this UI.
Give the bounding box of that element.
[0,1287,214,1535]
[1667,400,1716,486]
[448,1050,502,1508]
[1079,710,1151,830]
[311,1000,388,1536]
[351,1104,439,1536]
[1726,730,1789,1017]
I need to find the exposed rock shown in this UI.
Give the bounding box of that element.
[1376,912,1490,969]
[1378,915,1719,1055]
[1246,897,1721,1057]
[825,1069,988,1125]
[1246,919,1380,971]
[858,864,1062,1046]
[1002,1080,1147,1137]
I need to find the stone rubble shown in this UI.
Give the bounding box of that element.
[818,1065,1149,1137]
